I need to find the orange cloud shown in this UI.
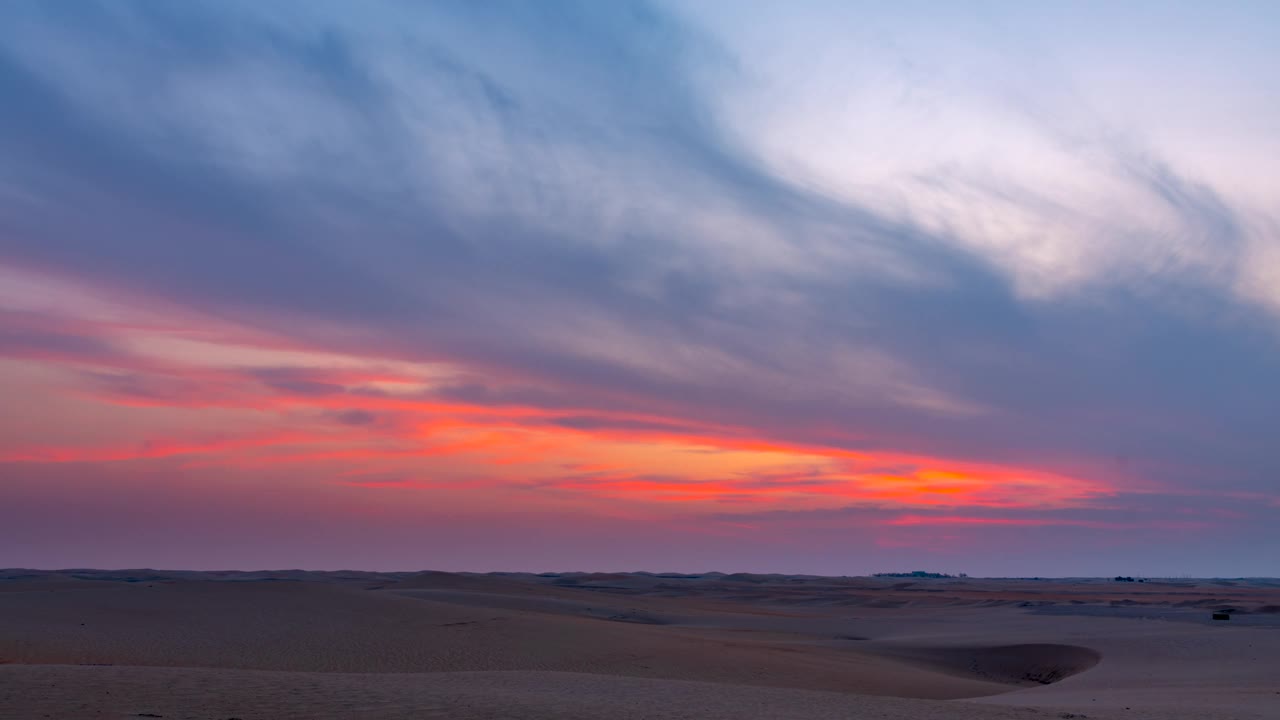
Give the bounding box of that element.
[0,296,1116,518]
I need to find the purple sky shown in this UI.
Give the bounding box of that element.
[1,0,1278,576]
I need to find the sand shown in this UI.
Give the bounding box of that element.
[1,570,1276,719]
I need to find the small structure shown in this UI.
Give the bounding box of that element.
[1212,612,1231,621]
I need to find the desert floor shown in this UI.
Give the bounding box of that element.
[1,569,1277,719]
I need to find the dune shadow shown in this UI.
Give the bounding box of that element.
[872,643,1101,688]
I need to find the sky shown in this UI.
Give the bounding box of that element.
[1,1,1278,577]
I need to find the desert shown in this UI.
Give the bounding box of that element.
[2,569,1277,719]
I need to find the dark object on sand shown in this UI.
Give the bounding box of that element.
[1212,612,1230,621]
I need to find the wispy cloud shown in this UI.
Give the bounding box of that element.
[0,0,1277,572]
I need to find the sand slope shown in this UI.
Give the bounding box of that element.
[0,578,1023,698]
[0,665,1223,720]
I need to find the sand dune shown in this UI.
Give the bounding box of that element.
[1,569,1277,719]
[0,665,1182,720]
[0,578,1014,698]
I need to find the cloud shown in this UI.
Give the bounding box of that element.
[249,368,348,397]
[332,409,379,426]
[0,319,121,363]
[0,0,1277,572]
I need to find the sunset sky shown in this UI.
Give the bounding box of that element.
[2,1,1278,576]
